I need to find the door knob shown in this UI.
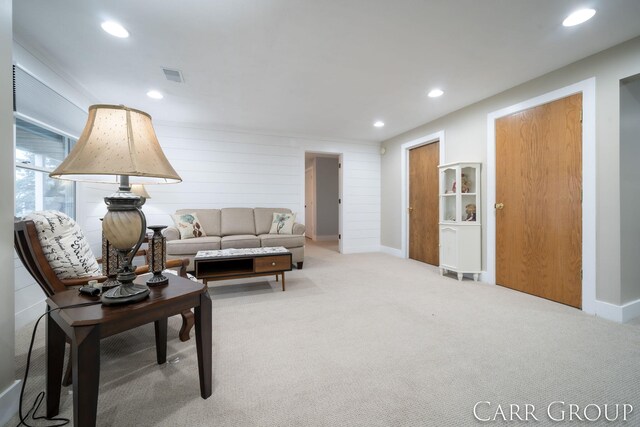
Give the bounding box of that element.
[495,203,504,210]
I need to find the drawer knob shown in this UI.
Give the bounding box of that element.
[271,262,276,266]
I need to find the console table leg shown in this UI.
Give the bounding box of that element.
[282,272,285,291]
[46,308,65,418]
[195,291,212,399]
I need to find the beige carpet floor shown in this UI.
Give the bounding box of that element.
[10,240,640,426]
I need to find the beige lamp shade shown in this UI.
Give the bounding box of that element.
[130,184,151,199]
[50,104,181,184]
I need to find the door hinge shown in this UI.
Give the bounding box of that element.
[580,110,583,123]
[338,163,341,169]
[338,198,341,204]
[338,234,341,240]
[581,270,583,280]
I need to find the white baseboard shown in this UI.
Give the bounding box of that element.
[621,298,640,322]
[315,235,339,241]
[380,245,403,258]
[594,298,640,323]
[15,299,45,331]
[341,244,381,254]
[0,380,21,426]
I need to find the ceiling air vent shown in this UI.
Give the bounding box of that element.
[162,67,184,83]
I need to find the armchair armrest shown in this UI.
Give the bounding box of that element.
[293,222,306,235]
[163,226,180,241]
[165,258,189,277]
[60,275,108,287]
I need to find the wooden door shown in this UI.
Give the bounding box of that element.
[409,142,439,265]
[496,93,582,308]
[305,167,315,239]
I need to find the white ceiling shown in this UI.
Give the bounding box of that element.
[12,0,640,142]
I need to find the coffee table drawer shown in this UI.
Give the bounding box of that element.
[255,255,290,273]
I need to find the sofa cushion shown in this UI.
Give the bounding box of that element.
[172,212,207,239]
[176,209,221,236]
[166,236,221,255]
[254,207,292,235]
[221,208,255,236]
[221,235,260,249]
[259,234,305,248]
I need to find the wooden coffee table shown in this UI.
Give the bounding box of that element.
[194,247,292,291]
[45,274,211,427]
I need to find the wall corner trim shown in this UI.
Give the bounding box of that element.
[0,380,21,426]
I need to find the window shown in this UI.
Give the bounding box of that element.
[15,118,76,218]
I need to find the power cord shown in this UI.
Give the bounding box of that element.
[15,300,103,427]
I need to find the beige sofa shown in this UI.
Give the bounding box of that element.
[163,208,305,271]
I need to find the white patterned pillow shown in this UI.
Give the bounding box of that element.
[25,211,101,279]
[269,212,296,234]
[172,212,207,239]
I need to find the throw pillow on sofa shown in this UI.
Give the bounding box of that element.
[172,212,207,239]
[269,212,296,234]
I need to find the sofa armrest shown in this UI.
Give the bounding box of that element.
[293,222,306,235]
[163,226,180,241]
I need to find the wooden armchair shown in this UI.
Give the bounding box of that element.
[14,217,195,385]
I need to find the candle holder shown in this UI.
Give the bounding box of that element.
[146,225,168,286]
[101,222,121,290]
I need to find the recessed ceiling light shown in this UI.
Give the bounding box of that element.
[374,121,385,128]
[147,90,164,99]
[428,89,444,98]
[562,9,596,27]
[101,21,129,38]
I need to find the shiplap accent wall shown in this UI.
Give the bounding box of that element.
[77,123,381,256]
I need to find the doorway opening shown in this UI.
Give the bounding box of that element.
[620,73,640,312]
[305,152,341,253]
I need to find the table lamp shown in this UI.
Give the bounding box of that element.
[130,184,151,199]
[50,104,181,305]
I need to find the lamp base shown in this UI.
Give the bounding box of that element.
[101,282,150,306]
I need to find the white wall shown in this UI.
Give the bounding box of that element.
[620,75,640,303]
[77,123,381,256]
[314,157,339,237]
[12,42,95,330]
[0,0,19,422]
[381,36,640,312]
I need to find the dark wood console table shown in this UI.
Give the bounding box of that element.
[194,247,292,291]
[45,273,211,427]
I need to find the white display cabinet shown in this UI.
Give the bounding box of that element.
[438,162,481,281]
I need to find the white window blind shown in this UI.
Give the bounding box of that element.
[13,65,87,137]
